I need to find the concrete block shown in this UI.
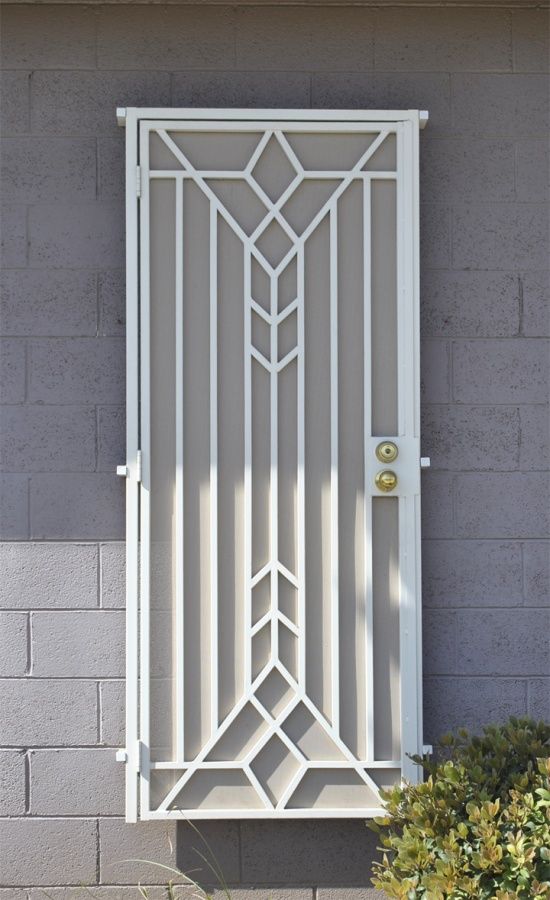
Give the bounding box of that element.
[1,203,27,267]
[1,138,96,204]
[312,72,451,134]
[29,891,195,900]
[519,405,550,470]
[29,337,125,404]
[98,406,125,473]
[0,612,28,676]
[0,475,29,539]
[214,892,313,900]
[177,821,241,887]
[240,819,380,885]
[98,6,235,69]
[318,891,381,900]
[98,136,124,201]
[0,71,30,135]
[0,269,97,336]
[0,678,97,745]
[0,750,26,815]
[523,541,550,606]
[30,473,124,540]
[516,140,549,202]
[100,679,125,745]
[32,609,124,677]
[0,338,25,402]
[421,472,454,539]
[0,405,96,472]
[100,543,125,609]
[99,819,179,885]
[452,74,549,137]
[0,818,96,885]
[1,6,96,69]
[0,542,98,610]
[0,890,27,899]
[421,340,450,403]
[421,271,519,338]
[513,10,550,73]
[99,270,125,336]
[456,473,550,539]
[29,201,124,268]
[422,405,519,472]
[528,679,550,721]
[172,70,312,110]
[456,608,550,676]
[31,748,124,815]
[376,8,512,72]
[421,139,515,202]
[522,271,549,337]
[453,204,549,271]
[423,609,457,675]
[31,71,171,136]
[236,7,374,71]
[421,205,450,269]
[453,339,549,404]
[424,676,527,741]
[422,540,523,608]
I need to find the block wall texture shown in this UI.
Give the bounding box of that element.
[0,2,549,896]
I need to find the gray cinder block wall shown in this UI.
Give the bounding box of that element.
[0,2,549,895]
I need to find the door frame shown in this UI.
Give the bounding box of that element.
[119,107,427,822]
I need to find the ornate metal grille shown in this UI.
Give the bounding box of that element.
[121,110,424,820]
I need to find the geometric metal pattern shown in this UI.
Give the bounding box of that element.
[122,110,424,820]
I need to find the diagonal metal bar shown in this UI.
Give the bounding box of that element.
[157,129,276,276]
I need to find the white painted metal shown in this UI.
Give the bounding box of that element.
[120,108,425,821]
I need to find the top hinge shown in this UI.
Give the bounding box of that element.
[136,449,142,483]
[136,166,142,198]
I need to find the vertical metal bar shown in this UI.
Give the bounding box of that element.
[175,175,185,763]
[138,123,151,817]
[412,116,424,767]
[210,202,218,736]
[270,274,279,664]
[363,177,374,761]
[244,248,252,688]
[297,248,306,690]
[124,108,140,822]
[329,203,339,732]
[397,121,420,783]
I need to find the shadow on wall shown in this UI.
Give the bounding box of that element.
[177,818,383,891]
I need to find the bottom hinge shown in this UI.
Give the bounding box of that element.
[423,743,433,756]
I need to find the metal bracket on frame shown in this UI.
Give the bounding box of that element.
[116,450,142,482]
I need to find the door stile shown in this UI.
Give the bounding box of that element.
[125,108,140,823]
[396,119,422,784]
[138,123,152,814]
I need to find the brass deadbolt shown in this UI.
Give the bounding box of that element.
[375,470,398,493]
[375,441,398,463]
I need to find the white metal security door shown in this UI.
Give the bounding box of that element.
[120,108,426,821]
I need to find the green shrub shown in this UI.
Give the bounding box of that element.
[371,717,550,900]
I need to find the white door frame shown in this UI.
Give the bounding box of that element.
[118,108,428,822]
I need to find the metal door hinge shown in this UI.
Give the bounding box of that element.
[136,449,142,483]
[136,165,142,198]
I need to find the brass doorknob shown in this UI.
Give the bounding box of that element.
[376,441,398,463]
[375,470,398,493]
